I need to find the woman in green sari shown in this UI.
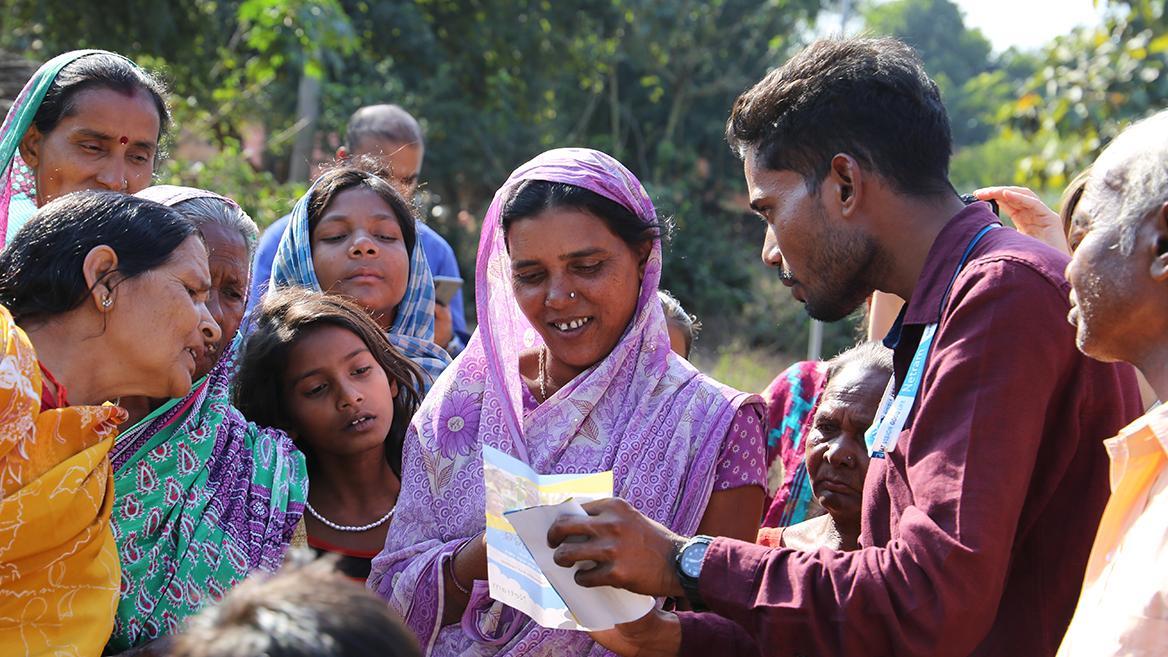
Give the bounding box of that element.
[0,49,168,248]
[107,186,308,653]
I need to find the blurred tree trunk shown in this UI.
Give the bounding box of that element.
[289,54,322,183]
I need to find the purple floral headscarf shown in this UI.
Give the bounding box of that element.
[369,148,758,656]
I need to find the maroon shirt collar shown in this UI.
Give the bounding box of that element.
[881,202,1000,350]
[899,201,1001,326]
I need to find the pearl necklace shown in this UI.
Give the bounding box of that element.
[306,502,395,533]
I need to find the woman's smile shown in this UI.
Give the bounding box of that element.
[507,207,648,372]
[548,315,594,335]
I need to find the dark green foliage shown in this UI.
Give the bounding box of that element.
[861,0,1040,149]
[0,0,886,368]
[1006,0,1168,190]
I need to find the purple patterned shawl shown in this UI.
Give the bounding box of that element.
[369,148,758,656]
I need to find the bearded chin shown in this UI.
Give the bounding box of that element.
[803,242,879,323]
[804,291,868,323]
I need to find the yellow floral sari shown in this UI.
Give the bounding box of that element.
[0,304,125,656]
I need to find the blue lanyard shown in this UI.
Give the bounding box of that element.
[865,223,1000,458]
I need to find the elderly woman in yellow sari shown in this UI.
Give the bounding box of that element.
[0,190,219,656]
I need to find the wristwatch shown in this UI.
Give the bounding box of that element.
[674,534,713,610]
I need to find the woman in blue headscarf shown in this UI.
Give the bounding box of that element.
[270,164,451,390]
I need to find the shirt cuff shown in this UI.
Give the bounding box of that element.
[677,611,761,657]
[698,537,775,631]
[755,526,784,548]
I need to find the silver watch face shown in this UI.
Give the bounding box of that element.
[680,540,709,579]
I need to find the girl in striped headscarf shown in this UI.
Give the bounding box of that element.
[270,165,451,391]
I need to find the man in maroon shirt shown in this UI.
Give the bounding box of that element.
[546,37,1141,657]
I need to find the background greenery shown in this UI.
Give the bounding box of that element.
[2,0,1163,391]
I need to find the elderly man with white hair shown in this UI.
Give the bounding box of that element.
[1057,109,1168,656]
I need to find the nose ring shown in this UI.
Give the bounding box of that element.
[569,292,576,299]
[845,454,855,466]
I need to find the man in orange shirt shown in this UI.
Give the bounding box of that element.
[1056,110,1168,654]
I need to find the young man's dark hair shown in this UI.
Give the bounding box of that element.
[726,37,953,196]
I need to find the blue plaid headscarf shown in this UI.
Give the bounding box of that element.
[269,180,451,391]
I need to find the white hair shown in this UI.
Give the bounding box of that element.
[657,289,702,354]
[825,340,893,383]
[1093,110,1168,254]
[172,196,260,264]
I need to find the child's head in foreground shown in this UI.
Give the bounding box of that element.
[169,552,422,657]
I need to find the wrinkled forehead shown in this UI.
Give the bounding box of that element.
[1087,124,1157,206]
[1080,160,1128,227]
[822,364,888,406]
[65,86,161,145]
[353,139,422,170]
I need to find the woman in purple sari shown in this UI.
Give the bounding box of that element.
[369,148,766,655]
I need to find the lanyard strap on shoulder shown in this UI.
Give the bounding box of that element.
[865,223,1000,458]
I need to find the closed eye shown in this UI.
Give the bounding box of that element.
[573,260,603,274]
[513,270,545,285]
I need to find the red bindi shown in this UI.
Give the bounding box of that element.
[119,136,129,145]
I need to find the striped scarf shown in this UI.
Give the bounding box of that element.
[269,179,451,390]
